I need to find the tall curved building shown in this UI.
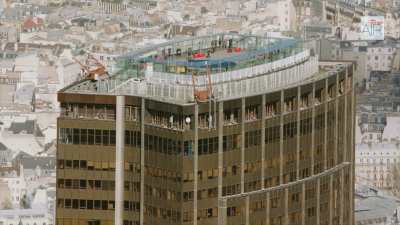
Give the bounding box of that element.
[56,34,355,225]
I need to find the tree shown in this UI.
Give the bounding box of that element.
[20,194,30,209]
[201,6,209,14]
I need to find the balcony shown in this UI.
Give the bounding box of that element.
[60,103,116,121]
[145,110,190,131]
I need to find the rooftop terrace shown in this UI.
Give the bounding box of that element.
[62,34,332,105]
[114,33,301,77]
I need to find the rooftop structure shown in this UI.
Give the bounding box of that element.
[62,33,319,104]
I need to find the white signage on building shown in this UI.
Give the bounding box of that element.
[360,16,385,40]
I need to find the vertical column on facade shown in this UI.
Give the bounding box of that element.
[339,169,344,225]
[245,196,250,225]
[316,178,320,225]
[350,65,356,225]
[194,104,199,225]
[280,90,284,184]
[334,73,339,166]
[343,65,348,163]
[261,95,266,189]
[311,82,316,175]
[241,98,246,193]
[301,182,306,225]
[296,86,301,180]
[140,98,145,225]
[284,188,289,225]
[323,78,328,170]
[266,191,270,225]
[115,96,125,225]
[219,198,227,225]
[329,174,333,225]
[218,101,224,225]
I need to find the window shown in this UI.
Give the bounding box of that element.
[65,199,72,208]
[95,180,101,189]
[110,130,116,146]
[73,129,80,144]
[66,128,72,144]
[73,180,79,189]
[58,160,64,169]
[88,161,94,170]
[88,129,94,145]
[125,131,131,145]
[72,199,79,209]
[57,179,64,188]
[73,160,79,169]
[87,200,93,209]
[80,180,87,189]
[65,179,72,188]
[65,160,72,169]
[95,130,102,145]
[79,200,86,209]
[88,220,100,225]
[94,200,101,210]
[102,200,108,210]
[57,199,64,208]
[81,129,87,145]
[103,130,109,146]
[184,141,193,156]
[80,160,87,169]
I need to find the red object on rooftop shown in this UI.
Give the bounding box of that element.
[23,17,44,32]
[193,52,206,59]
[234,47,241,53]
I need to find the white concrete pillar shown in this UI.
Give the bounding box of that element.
[115,95,125,225]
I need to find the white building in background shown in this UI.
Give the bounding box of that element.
[263,0,297,31]
[367,44,396,72]
[55,57,81,90]
[14,53,40,87]
[0,142,12,166]
[0,166,27,208]
[0,207,49,225]
[385,11,400,39]
[6,186,56,225]
[356,143,400,189]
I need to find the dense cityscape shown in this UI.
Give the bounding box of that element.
[0,0,399,224]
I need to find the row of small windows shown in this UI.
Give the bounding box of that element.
[59,128,240,156]
[57,198,139,212]
[145,185,180,201]
[58,159,186,184]
[57,179,140,192]
[144,205,180,222]
[183,187,218,201]
[182,164,247,183]
[58,160,140,173]
[358,158,398,164]
[59,128,116,146]
[59,117,316,155]
[56,219,138,225]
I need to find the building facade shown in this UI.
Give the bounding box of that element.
[56,34,356,225]
[355,143,400,189]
